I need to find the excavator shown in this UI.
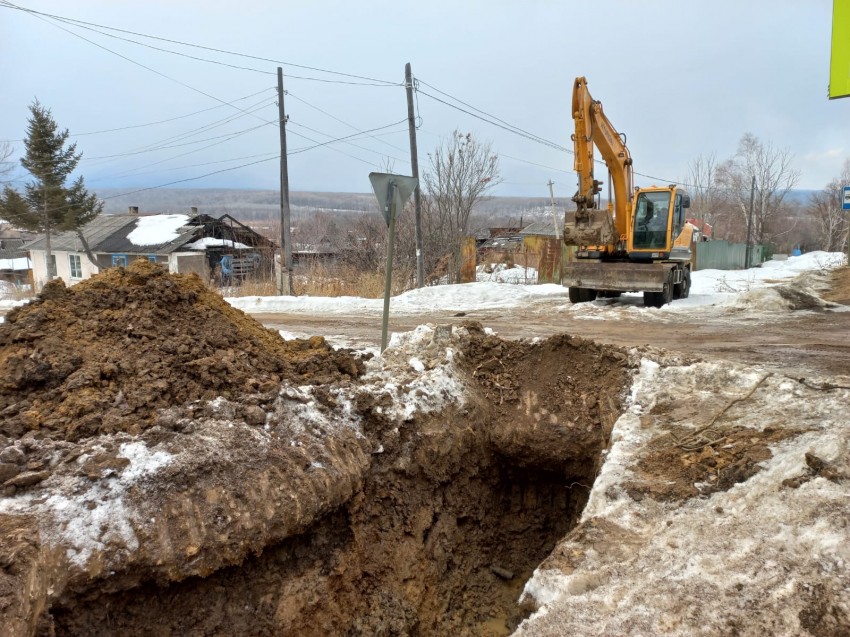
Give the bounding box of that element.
[562,76,696,308]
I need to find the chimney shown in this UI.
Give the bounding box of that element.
[190,206,198,216]
[128,206,139,215]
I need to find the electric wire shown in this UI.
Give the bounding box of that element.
[0,88,275,144]
[0,1,401,86]
[0,2,285,125]
[286,92,409,155]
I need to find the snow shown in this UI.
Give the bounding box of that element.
[0,441,173,568]
[0,257,30,270]
[227,252,847,321]
[516,356,850,636]
[126,214,190,246]
[183,237,251,250]
[476,263,538,284]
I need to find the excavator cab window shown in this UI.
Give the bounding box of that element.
[672,194,684,238]
[632,191,672,249]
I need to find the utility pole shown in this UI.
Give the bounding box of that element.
[547,180,560,239]
[744,175,756,269]
[405,62,425,288]
[277,67,294,295]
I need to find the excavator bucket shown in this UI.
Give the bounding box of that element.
[562,209,617,247]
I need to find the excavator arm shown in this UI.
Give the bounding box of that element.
[565,77,634,251]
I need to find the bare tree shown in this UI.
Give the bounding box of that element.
[715,133,800,245]
[808,158,850,252]
[685,152,725,234]
[421,131,501,282]
[0,141,14,186]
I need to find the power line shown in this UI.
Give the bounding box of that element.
[1,2,284,125]
[416,79,700,191]
[0,88,275,144]
[0,1,401,87]
[288,120,407,164]
[416,78,569,153]
[287,92,410,155]
[82,98,277,167]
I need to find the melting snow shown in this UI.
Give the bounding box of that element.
[127,214,190,246]
[0,441,173,568]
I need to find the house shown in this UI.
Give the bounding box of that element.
[0,226,36,291]
[23,208,276,289]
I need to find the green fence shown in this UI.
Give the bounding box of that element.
[695,240,768,271]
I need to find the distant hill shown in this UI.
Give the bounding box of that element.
[97,188,560,225]
[96,187,822,226]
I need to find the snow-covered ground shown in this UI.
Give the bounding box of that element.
[226,251,847,318]
[515,355,850,637]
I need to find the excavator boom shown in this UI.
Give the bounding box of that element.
[563,77,634,251]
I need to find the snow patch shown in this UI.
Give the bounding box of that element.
[127,214,190,246]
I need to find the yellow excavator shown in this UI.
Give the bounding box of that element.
[562,76,696,308]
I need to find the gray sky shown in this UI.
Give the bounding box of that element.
[0,0,844,200]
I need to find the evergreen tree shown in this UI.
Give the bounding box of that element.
[0,101,102,278]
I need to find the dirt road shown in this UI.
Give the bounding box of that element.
[253,287,850,378]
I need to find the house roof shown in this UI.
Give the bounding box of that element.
[519,219,562,238]
[23,213,272,256]
[23,214,203,255]
[23,215,138,253]
[0,238,28,260]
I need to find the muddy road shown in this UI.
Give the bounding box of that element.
[252,293,850,378]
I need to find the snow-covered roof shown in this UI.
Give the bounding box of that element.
[184,237,251,251]
[127,214,191,247]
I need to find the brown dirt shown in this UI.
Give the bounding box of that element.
[629,424,802,501]
[31,329,633,637]
[823,265,850,305]
[0,259,364,443]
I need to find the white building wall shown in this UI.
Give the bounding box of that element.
[30,250,100,290]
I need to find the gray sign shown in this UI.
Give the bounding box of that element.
[369,172,418,225]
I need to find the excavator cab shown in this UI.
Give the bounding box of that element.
[628,186,690,257]
[631,190,674,251]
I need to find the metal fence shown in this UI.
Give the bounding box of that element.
[695,240,768,271]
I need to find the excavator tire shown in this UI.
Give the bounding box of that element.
[673,268,691,300]
[644,275,673,308]
[568,287,598,304]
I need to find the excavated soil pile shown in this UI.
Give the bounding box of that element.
[40,327,632,637]
[0,259,363,442]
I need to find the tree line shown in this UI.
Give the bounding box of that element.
[686,133,849,254]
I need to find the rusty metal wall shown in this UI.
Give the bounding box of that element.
[459,236,477,283]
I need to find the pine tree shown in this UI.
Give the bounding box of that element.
[0,101,102,278]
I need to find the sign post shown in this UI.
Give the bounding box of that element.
[843,186,850,260]
[368,172,418,352]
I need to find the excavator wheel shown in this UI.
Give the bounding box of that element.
[644,276,673,308]
[673,268,691,300]
[568,287,598,304]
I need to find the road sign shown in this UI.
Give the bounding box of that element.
[830,0,850,99]
[368,172,419,353]
[369,172,418,225]
[844,185,850,210]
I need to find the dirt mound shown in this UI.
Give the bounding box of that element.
[0,260,363,442]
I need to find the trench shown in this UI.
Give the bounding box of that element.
[37,333,629,636]
[40,433,603,636]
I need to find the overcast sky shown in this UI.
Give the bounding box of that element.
[0,0,844,200]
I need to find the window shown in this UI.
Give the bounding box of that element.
[69,254,82,279]
[112,254,128,267]
[147,255,157,263]
[632,191,673,250]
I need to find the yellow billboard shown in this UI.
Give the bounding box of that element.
[831,0,850,99]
